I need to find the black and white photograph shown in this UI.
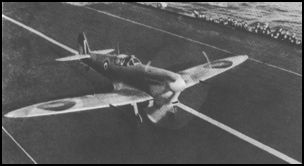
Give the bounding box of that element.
[2,2,302,164]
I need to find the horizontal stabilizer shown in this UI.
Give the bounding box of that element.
[90,49,115,55]
[56,54,91,61]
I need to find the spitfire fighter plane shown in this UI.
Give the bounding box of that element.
[5,32,248,125]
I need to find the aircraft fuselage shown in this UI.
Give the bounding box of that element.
[82,53,186,105]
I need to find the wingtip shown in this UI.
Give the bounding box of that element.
[235,55,249,63]
[236,54,248,59]
[4,107,31,118]
[4,111,15,118]
[242,55,249,59]
[55,58,64,62]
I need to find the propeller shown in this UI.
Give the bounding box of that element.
[202,51,212,69]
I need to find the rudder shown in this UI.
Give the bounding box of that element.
[78,32,91,54]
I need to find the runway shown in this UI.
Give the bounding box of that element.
[2,2,302,164]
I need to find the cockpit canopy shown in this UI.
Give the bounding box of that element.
[114,54,141,67]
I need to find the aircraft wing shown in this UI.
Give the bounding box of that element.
[90,49,115,54]
[4,88,153,118]
[56,54,91,61]
[179,55,248,88]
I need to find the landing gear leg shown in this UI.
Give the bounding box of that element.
[131,103,142,124]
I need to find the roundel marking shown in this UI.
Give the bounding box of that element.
[104,61,109,70]
[209,60,233,68]
[37,100,76,111]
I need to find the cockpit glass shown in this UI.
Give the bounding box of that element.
[128,60,134,66]
[115,54,141,67]
[133,58,139,63]
[132,57,141,65]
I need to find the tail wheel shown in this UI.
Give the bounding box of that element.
[103,61,109,70]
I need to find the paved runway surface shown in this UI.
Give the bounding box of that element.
[2,2,302,164]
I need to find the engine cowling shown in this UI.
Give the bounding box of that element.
[145,102,193,129]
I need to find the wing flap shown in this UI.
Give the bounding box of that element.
[4,89,152,118]
[179,55,248,88]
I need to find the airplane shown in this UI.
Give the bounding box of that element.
[4,32,248,126]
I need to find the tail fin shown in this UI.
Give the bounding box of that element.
[78,32,91,54]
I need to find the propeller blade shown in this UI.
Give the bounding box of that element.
[202,51,212,69]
